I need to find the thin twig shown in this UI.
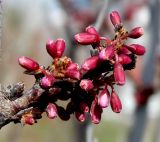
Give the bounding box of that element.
[94,0,109,32]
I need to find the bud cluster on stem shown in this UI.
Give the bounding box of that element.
[16,10,145,126]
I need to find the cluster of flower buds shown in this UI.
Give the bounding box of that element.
[18,11,145,125]
[75,11,145,85]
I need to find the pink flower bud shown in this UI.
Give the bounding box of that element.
[40,75,55,89]
[120,46,131,54]
[74,33,99,45]
[25,117,35,125]
[46,103,57,119]
[55,38,66,58]
[65,63,80,80]
[81,56,99,71]
[75,111,86,122]
[114,62,125,85]
[18,56,39,71]
[80,79,94,91]
[118,54,132,65]
[85,26,99,36]
[80,102,89,113]
[21,115,35,125]
[66,63,79,70]
[90,98,102,124]
[110,11,121,26]
[110,90,122,113]
[46,39,65,58]
[46,40,57,58]
[99,46,115,60]
[65,70,80,80]
[126,44,145,55]
[98,88,110,108]
[128,27,144,39]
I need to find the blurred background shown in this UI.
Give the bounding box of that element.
[1,0,160,142]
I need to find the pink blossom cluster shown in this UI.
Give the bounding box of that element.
[18,11,145,125]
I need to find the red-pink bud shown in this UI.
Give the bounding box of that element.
[65,63,80,80]
[18,56,39,71]
[65,70,80,80]
[66,63,79,70]
[98,88,110,108]
[90,98,102,124]
[80,79,94,91]
[114,62,125,85]
[118,54,132,65]
[80,102,89,113]
[120,46,131,54]
[55,38,66,58]
[128,27,144,39]
[99,46,115,60]
[85,26,99,36]
[81,56,99,71]
[46,39,65,58]
[110,11,121,26]
[75,111,86,122]
[46,40,57,58]
[74,33,99,45]
[110,90,122,113]
[40,75,55,89]
[127,44,145,55]
[21,115,35,125]
[46,103,57,119]
[25,117,35,125]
